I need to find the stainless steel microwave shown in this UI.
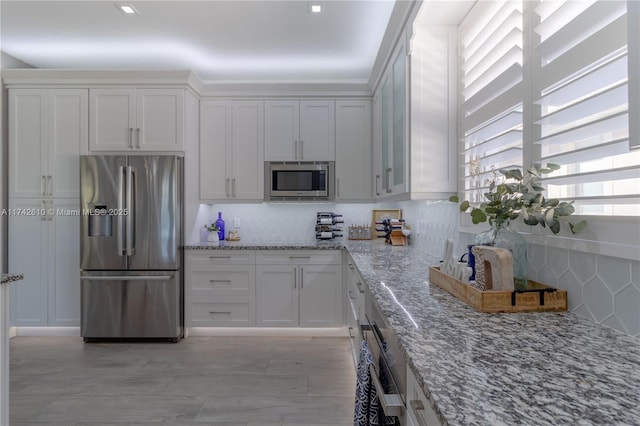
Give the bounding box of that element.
[265,162,334,201]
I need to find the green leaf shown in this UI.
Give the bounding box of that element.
[542,199,559,208]
[569,220,587,234]
[524,215,539,226]
[460,200,470,212]
[548,218,560,234]
[470,208,487,224]
[547,163,561,171]
[449,195,459,203]
[555,203,575,216]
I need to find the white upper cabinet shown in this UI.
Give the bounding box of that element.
[9,88,87,199]
[372,21,458,200]
[373,39,409,199]
[335,100,372,201]
[265,100,335,161]
[89,88,184,151]
[200,100,264,201]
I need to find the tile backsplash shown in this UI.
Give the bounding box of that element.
[193,200,639,338]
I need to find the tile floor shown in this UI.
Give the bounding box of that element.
[10,335,356,425]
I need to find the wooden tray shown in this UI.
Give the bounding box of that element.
[428,267,567,313]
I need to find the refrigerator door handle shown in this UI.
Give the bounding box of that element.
[117,166,126,255]
[125,166,136,256]
[81,275,173,281]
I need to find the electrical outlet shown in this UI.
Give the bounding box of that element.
[233,218,240,228]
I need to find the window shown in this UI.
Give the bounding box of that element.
[459,0,524,204]
[532,0,639,216]
[459,0,639,217]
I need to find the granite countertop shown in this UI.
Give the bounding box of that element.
[345,241,640,426]
[1,273,24,284]
[184,240,344,250]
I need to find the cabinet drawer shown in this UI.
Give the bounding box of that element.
[407,368,442,426]
[186,250,255,265]
[256,250,341,265]
[187,267,255,297]
[187,297,255,327]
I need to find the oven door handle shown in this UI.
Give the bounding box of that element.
[369,364,405,417]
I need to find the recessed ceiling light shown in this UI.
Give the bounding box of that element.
[310,3,323,14]
[116,4,138,15]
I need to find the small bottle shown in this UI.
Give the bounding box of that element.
[215,212,225,241]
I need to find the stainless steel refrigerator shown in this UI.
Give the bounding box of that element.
[80,155,183,341]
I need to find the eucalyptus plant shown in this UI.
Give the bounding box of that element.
[450,163,587,234]
[204,223,219,233]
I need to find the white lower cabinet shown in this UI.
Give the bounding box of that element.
[256,250,343,327]
[406,367,442,426]
[185,249,343,329]
[344,253,365,364]
[185,251,256,327]
[9,198,80,326]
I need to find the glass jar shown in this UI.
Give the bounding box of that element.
[474,219,528,289]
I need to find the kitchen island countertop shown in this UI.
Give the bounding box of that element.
[345,240,640,426]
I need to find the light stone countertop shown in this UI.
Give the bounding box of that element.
[1,274,24,285]
[184,240,344,250]
[344,240,640,426]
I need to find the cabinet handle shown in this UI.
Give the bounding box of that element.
[232,178,237,197]
[300,140,304,160]
[293,267,297,289]
[348,263,355,270]
[348,290,355,300]
[356,282,365,294]
[129,128,134,148]
[385,168,392,193]
[375,175,381,196]
[41,176,46,196]
[47,175,53,196]
[136,128,141,149]
[209,279,231,284]
[348,326,355,339]
[300,267,304,288]
[336,178,340,198]
[209,255,231,259]
[409,400,429,426]
[48,200,54,221]
[294,141,298,160]
[225,178,230,197]
[41,200,47,221]
[209,311,231,315]
[289,255,311,259]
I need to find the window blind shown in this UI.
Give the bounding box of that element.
[459,0,524,204]
[532,0,639,216]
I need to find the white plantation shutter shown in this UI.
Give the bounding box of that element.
[532,0,639,216]
[459,0,524,204]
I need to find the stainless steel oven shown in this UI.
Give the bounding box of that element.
[361,286,407,422]
[265,161,334,200]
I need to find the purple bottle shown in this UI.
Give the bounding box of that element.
[215,212,225,241]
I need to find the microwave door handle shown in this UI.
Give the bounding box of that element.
[300,140,304,160]
[117,166,126,255]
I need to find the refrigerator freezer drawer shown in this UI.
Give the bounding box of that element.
[81,271,182,340]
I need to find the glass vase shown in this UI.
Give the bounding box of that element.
[474,219,528,289]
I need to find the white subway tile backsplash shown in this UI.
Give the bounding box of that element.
[614,284,640,336]
[597,255,632,294]
[547,246,569,278]
[569,250,597,284]
[584,276,614,322]
[558,270,583,311]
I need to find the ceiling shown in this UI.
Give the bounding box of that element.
[0,0,473,84]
